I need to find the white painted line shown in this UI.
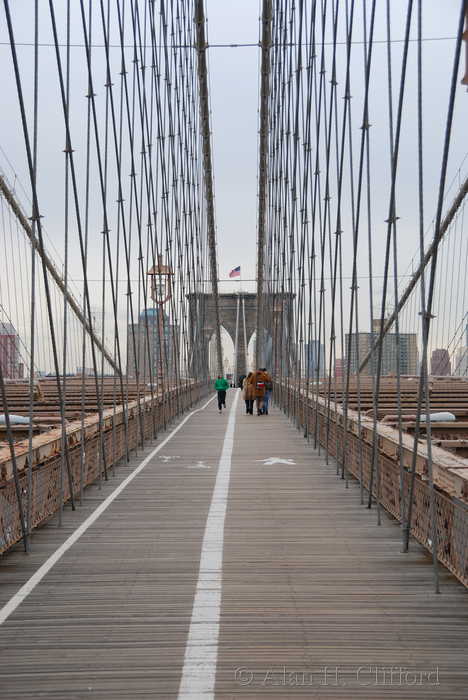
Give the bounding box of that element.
[0,394,216,627]
[178,390,239,700]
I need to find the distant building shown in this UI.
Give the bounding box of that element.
[305,341,326,378]
[0,322,21,379]
[345,320,418,376]
[127,308,180,381]
[259,332,284,375]
[454,346,468,377]
[76,367,97,377]
[334,358,345,379]
[209,333,218,378]
[430,348,451,376]
[261,331,274,371]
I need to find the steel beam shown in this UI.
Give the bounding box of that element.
[194,1,223,374]
[0,172,119,376]
[256,0,272,369]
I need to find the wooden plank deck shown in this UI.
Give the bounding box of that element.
[0,391,467,698]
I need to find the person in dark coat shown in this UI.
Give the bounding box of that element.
[262,368,272,415]
[238,372,246,389]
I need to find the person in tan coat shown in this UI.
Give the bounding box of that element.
[249,368,268,415]
[242,372,254,415]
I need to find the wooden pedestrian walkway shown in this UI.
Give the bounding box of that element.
[0,390,467,698]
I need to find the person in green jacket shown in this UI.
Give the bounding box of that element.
[214,373,229,413]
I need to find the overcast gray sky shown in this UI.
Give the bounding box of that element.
[205,0,261,294]
[205,0,467,295]
[1,1,467,371]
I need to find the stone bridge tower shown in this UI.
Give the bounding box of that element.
[187,292,256,377]
[186,291,295,379]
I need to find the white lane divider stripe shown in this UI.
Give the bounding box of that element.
[0,394,216,627]
[178,390,239,700]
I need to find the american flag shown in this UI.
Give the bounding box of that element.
[229,266,241,278]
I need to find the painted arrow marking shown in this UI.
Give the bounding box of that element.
[255,457,297,466]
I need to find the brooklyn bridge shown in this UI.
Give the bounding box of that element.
[1,1,468,697]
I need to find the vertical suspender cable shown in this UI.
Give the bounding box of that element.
[3,0,76,513]
[25,0,40,554]
[59,0,72,523]
[404,0,467,592]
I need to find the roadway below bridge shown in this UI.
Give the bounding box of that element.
[0,390,467,698]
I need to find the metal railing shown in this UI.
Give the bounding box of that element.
[275,382,468,589]
[0,381,209,554]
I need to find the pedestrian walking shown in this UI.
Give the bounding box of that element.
[243,371,254,415]
[214,373,229,413]
[262,367,272,415]
[238,372,246,388]
[249,368,267,415]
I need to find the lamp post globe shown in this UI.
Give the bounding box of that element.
[147,254,172,384]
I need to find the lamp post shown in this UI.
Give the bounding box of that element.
[148,254,172,383]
